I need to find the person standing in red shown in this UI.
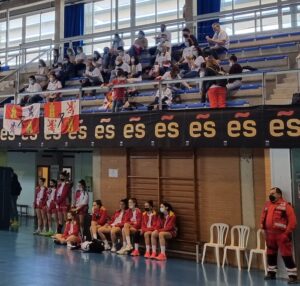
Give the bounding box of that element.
[56,171,72,233]
[33,177,48,235]
[261,187,298,284]
[151,202,177,261]
[117,198,142,255]
[109,69,127,112]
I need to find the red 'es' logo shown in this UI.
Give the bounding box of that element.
[277,110,294,117]
[161,115,174,121]
[235,112,250,119]
[100,118,111,123]
[196,113,210,119]
[129,116,141,122]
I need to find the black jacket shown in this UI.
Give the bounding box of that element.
[11,173,22,196]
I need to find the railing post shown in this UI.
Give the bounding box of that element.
[79,87,83,114]
[158,81,162,111]
[262,72,266,105]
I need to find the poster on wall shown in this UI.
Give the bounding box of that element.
[0,105,299,149]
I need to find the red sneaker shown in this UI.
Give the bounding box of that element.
[150,252,157,259]
[155,253,167,261]
[144,251,151,258]
[131,249,140,256]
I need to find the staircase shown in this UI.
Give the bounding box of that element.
[266,73,299,105]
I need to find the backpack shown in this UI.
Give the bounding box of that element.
[81,240,105,253]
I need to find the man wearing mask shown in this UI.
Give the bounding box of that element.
[20,75,42,106]
[110,56,130,82]
[260,187,298,284]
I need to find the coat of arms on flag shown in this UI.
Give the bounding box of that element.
[44,100,80,135]
[3,104,40,135]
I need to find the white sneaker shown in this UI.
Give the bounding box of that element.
[67,243,72,248]
[117,246,128,255]
[104,243,111,250]
[111,246,117,253]
[125,244,133,252]
[33,229,41,235]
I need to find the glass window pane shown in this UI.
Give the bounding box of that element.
[9,18,23,47]
[136,0,155,26]
[84,3,93,34]
[26,14,40,43]
[0,21,6,49]
[262,16,278,31]
[94,0,114,33]
[234,20,255,34]
[118,0,131,29]
[157,0,178,22]
[234,0,259,9]
[282,14,292,29]
[41,11,55,40]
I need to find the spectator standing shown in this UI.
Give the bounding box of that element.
[52,48,63,69]
[75,46,87,76]
[35,59,49,89]
[109,70,127,112]
[62,55,76,80]
[10,169,22,227]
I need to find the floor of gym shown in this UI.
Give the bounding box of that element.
[0,217,292,286]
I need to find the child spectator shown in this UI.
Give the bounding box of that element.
[109,70,127,112]
[20,76,43,106]
[117,47,130,65]
[45,73,63,102]
[148,84,173,110]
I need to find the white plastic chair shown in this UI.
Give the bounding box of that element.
[248,229,267,275]
[202,223,229,267]
[222,225,250,270]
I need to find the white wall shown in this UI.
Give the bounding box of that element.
[7,151,36,216]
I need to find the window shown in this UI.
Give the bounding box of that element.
[41,11,55,40]
[118,0,131,29]
[136,0,155,26]
[0,21,6,49]
[93,0,115,33]
[26,15,41,43]
[9,18,23,47]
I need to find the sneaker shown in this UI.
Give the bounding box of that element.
[144,251,151,258]
[155,253,167,261]
[131,249,140,256]
[70,244,80,250]
[264,272,276,280]
[117,246,128,255]
[33,229,41,235]
[111,246,117,253]
[150,252,157,259]
[124,244,133,252]
[67,243,72,248]
[288,276,299,284]
[104,244,111,251]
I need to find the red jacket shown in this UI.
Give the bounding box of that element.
[56,182,71,206]
[34,186,48,208]
[92,207,108,226]
[141,211,158,233]
[155,211,177,237]
[109,210,127,228]
[124,208,142,229]
[62,220,80,239]
[261,198,297,234]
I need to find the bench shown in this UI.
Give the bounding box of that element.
[17,204,29,216]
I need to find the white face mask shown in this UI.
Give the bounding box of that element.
[229,62,233,67]
[160,207,166,213]
[192,51,198,57]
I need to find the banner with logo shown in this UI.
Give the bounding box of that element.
[0,105,299,149]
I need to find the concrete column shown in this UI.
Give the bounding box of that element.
[92,150,101,200]
[54,0,65,46]
[240,149,256,249]
[184,0,194,32]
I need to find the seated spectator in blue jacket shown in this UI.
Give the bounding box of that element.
[226,54,243,96]
[205,23,230,59]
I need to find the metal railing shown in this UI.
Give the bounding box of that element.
[0,67,296,113]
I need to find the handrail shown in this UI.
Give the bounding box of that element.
[0,47,53,84]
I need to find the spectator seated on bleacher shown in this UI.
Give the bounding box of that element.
[202,56,227,108]
[149,24,172,56]
[53,63,66,87]
[62,55,76,80]
[102,47,113,83]
[52,48,63,69]
[181,48,205,79]
[117,47,130,65]
[81,60,104,96]
[155,46,172,75]
[110,56,130,82]
[66,48,76,64]
[204,23,230,60]
[93,51,103,69]
[112,33,125,52]
[35,59,49,90]
[127,56,143,83]
[45,73,63,102]
[20,75,43,106]
[148,84,173,110]
[74,46,87,77]
[182,27,199,47]
[128,30,148,57]
[177,39,197,72]
[226,54,243,96]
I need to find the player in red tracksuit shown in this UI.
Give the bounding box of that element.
[89,200,108,245]
[117,198,142,255]
[52,211,81,248]
[56,171,72,233]
[130,200,158,257]
[33,177,48,235]
[97,199,128,252]
[71,179,89,235]
[261,187,298,284]
[151,202,177,261]
[44,179,58,235]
